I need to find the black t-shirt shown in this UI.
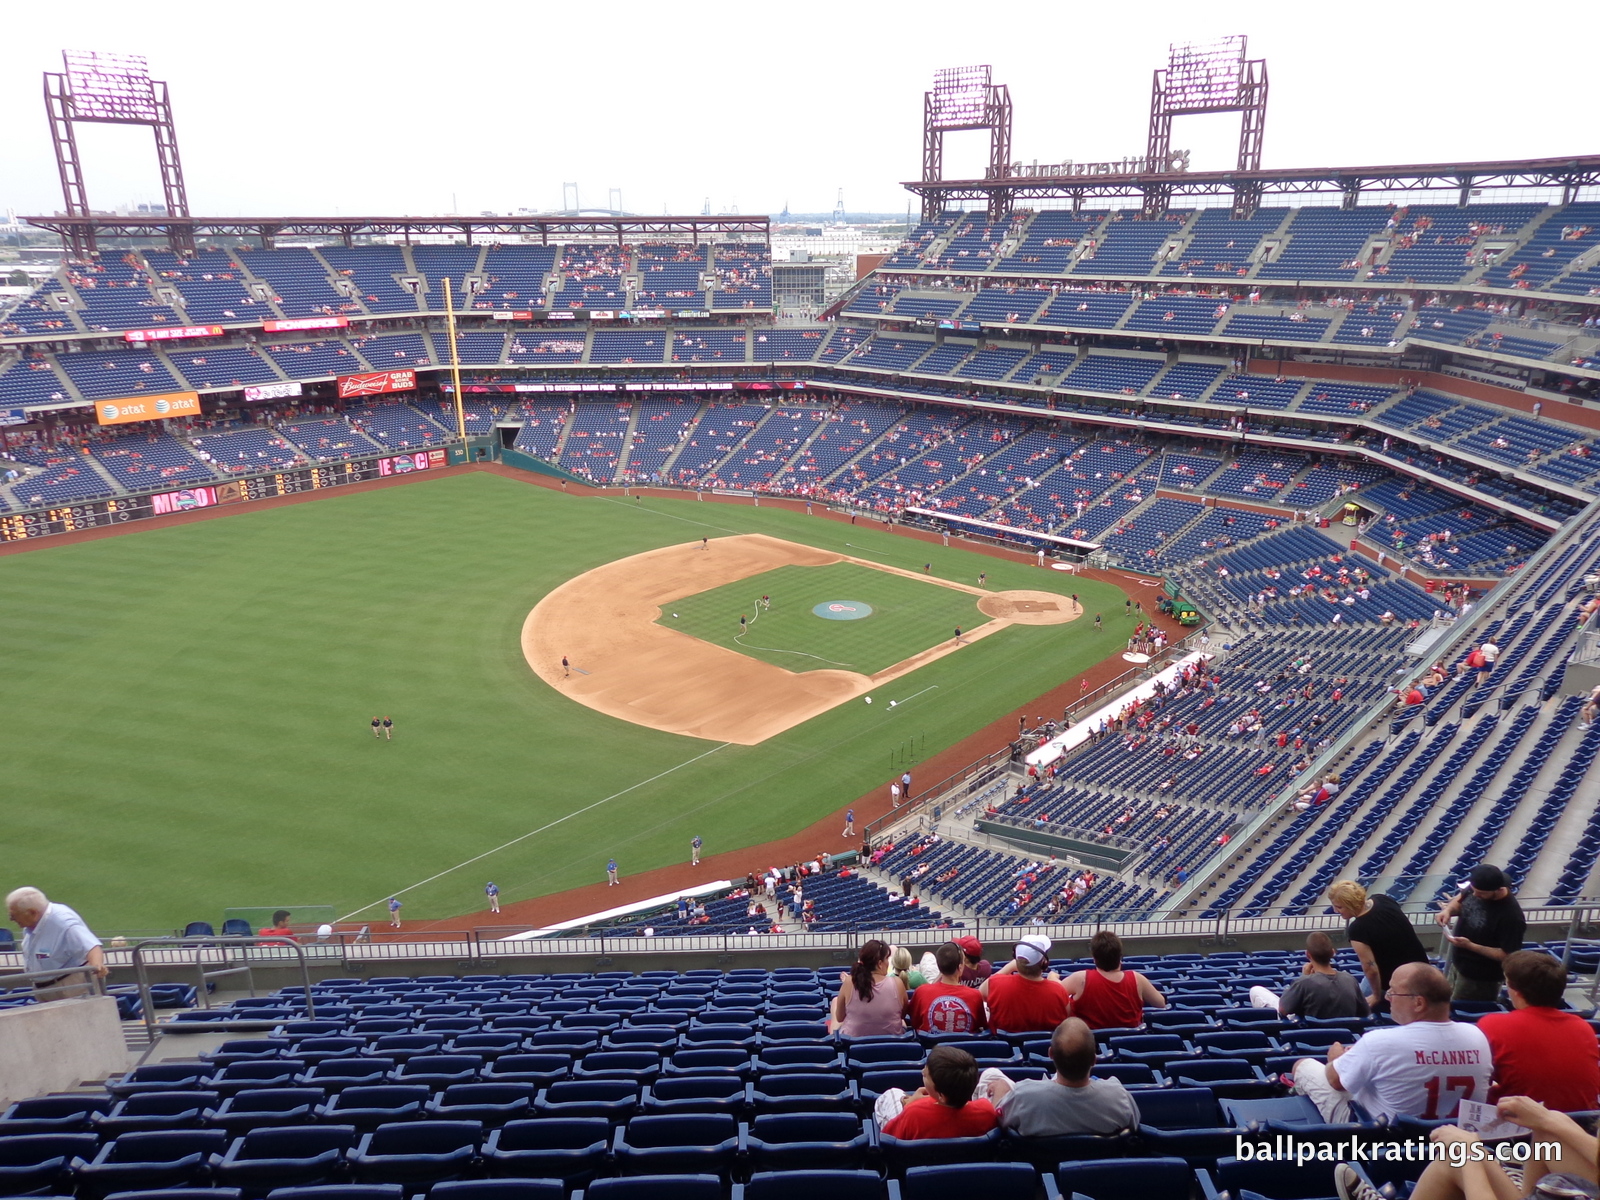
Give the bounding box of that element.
[1452,892,1526,982]
[1347,893,1430,1008]
[1279,970,1368,1019]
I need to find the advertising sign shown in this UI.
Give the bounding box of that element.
[96,392,202,426]
[150,486,218,514]
[377,449,447,476]
[263,316,349,332]
[123,325,223,343]
[335,369,416,399]
[243,381,304,402]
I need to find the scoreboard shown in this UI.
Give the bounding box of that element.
[0,450,450,543]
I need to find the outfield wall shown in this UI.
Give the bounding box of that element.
[0,444,472,544]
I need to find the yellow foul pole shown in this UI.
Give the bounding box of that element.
[443,277,468,458]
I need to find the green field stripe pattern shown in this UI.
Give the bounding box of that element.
[0,472,1134,931]
[662,562,980,674]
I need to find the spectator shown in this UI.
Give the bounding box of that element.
[1477,950,1600,1110]
[1333,1096,1597,1200]
[981,935,1073,1033]
[981,1017,1139,1136]
[259,910,297,941]
[1329,880,1429,1013]
[1476,639,1500,684]
[908,941,986,1034]
[1290,963,1491,1123]
[1436,864,1526,1002]
[890,945,926,990]
[875,1045,999,1138]
[830,939,908,1037]
[5,886,107,1001]
[1063,930,1167,1028]
[955,936,993,988]
[1295,772,1342,810]
[1249,932,1367,1019]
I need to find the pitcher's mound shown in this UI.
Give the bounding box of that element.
[978,590,1083,625]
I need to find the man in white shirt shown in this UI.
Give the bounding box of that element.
[6,887,107,1000]
[1290,962,1491,1123]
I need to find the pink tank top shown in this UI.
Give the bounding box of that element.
[839,975,905,1038]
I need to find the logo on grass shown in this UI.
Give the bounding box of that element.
[813,601,873,621]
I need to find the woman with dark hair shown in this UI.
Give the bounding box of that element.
[830,938,907,1037]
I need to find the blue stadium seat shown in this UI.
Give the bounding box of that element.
[744,1113,875,1173]
[74,1130,231,1199]
[578,1175,724,1200]
[0,1095,114,1134]
[426,1084,537,1125]
[315,1087,429,1132]
[0,1132,100,1194]
[348,1120,481,1185]
[210,1124,358,1190]
[484,1118,610,1186]
[640,1077,749,1115]
[901,1162,1033,1200]
[95,1093,220,1135]
[611,1114,741,1176]
[1054,1156,1194,1200]
[428,1181,564,1200]
[735,1170,894,1200]
[878,1126,1001,1175]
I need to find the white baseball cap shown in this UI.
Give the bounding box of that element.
[1016,935,1052,965]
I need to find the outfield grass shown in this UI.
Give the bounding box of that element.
[663,561,982,674]
[0,471,1136,932]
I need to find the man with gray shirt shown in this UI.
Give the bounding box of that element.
[1249,932,1367,1019]
[980,1017,1138,1136]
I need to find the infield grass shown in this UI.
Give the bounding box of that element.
[0,470,1138,932]
[663,562,982,674]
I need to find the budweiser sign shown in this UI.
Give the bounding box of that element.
[336,369,416,399]
[263,316,350,332]
[123,325,223,343]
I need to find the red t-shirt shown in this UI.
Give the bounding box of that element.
[1478,1006,1600,1111]
[909,981,986,1034]
[985,972,1072,1033]
[881,1096,998,1140]
[1071,968,1145,1030]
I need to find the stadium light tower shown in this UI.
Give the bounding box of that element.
[922,65,1013,222]
[1145,36,1268,216]
[42,50,191,256]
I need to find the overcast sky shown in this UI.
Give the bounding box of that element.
[3,0,1594,221]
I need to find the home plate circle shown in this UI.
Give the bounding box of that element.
[813,600,873,621]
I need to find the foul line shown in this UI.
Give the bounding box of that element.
[337,741,733,922]
[595,494,746,537]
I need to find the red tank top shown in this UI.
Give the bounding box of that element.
[1072,968,1145,1030]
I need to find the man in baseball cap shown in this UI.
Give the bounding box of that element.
[955,936,992,988]
[980,935,1072,1033]
[1436,864,1526,1002]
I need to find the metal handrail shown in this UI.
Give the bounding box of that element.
[131,936,316,1037]
[0,964,107,1000]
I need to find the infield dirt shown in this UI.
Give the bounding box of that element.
[522,533,1079,744]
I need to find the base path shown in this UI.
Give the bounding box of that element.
[522,533,1078,745]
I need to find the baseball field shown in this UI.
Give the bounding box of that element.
[0,468,1132,932]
